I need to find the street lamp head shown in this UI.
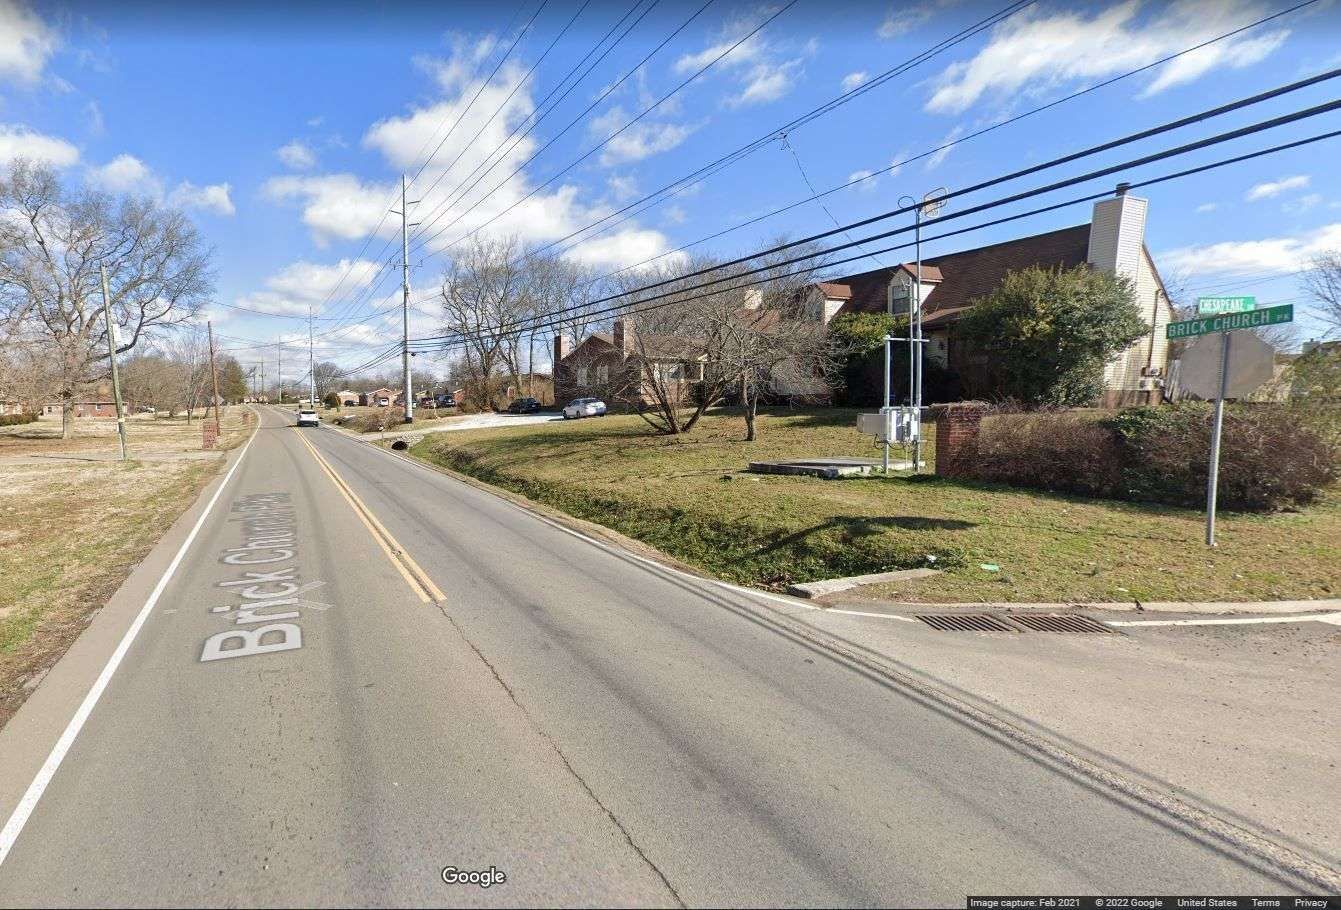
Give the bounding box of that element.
[921,188,948,218]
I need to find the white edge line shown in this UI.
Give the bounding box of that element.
[1107,612,1341,627]
[828,609,918,621]
[0,426,257,867]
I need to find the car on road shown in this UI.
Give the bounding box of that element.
[562,397,607,419]
[296,409,320,427]
[507,397,542,414]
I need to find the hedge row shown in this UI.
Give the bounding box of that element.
[967,404,1337,512]
[0,412,38,426]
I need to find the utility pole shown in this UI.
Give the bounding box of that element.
[277,341,283,404]
[207,320,222,436]
[393,174,419,423]
[99,265,129,461]
[308,303,316,408]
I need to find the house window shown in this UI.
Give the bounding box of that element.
[577,366,589,386]
[659,363,684,381]
[596,364,608,384]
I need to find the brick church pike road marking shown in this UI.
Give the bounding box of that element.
[294,429,445,604]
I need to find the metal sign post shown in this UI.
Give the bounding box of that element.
[1167,304,1293,547]
[1205,331,1231,547]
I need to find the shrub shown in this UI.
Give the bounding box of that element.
[0,412,38,426]
[323,392,340,410]
[972,410,1123,497]
[1107,404,1338,511]
[955,403,1337,511]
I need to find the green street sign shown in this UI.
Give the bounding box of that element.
[1167,304,1293,340]
[1197,295,1256,315]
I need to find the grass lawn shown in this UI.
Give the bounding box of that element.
[0,407,251,728]
[408,407,1341,604]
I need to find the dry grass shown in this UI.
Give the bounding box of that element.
[409,407,1341,604]
[0,407,251,729]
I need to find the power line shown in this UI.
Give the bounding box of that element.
[579,0,1323,283]
[404,126,1341,360]
[405,112,1341,353]
[300,5,546,342]
[409,0,787,255]
[406,0,661,248]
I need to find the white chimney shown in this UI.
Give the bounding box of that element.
[742,288,763,310]
[1087,185,1147,283]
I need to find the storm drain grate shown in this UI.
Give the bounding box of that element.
[916,613,1018,632]
[1009,613,1115,634]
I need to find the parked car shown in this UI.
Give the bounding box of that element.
[507,397,542,414]
[436,393,457,408]
[296,409,320,428]
[562,398,607,419]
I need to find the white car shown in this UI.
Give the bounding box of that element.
[562,398,607,420]
[296,409,320,428]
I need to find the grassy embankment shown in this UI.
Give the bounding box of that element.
[407,407,1341,604]
[0,408,251,727]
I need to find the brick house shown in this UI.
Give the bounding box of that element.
[553,318,709,409]
[336,389,360,406]
[360,387,398,407]
[832,187,1174,407]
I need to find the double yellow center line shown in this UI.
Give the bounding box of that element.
[294,429,446,604]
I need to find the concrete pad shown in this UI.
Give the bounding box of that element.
[787,567,940,598]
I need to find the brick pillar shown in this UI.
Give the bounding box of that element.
[931,401,989,478]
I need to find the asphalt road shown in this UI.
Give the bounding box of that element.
[0,407,1308,906]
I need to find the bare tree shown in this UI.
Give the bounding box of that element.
[160,329,212,421]
[0,160,213,437]
[1303,251,1341,337]
[438,236,528,409]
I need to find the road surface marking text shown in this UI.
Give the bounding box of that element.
[201,493,310,662]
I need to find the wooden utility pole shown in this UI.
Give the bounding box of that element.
[99,265,129,461]
[207,320,222,435]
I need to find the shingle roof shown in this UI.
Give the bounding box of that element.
[837,224,1092,322]
[816,282,852,299]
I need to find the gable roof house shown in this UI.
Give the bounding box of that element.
[553,318,709,409]
[832,187,1174,407]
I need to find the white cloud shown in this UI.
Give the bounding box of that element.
[926,0,1289,114]
[0,123,78,167]
[169,181,235,216]
[590,105,699,166]
[674,10,809,109]
[879,2,936,39]
[1196,202,1219,213]
[727,61,803,108]
[235,258,381,317]
[1283,193,1322,215]
[841,71,867,92]
[607,174,639,201]
[848,169,878,191]
[0,0,58,85]
[86,154,161,195]
[84,101,105,137]
[926,126,964,170]
[277,140,317,170]
[266,40,676,269]
[1160,222,1341,276]
[1245,174,1309,201]
[87,153,233,216]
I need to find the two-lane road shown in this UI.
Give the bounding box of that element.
[0,406,1302,905]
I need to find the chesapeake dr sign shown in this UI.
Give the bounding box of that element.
[1196,295,1256,315]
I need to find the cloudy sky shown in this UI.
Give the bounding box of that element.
[3,0,1340,376]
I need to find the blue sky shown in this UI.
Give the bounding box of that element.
[4,0,1341,377]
